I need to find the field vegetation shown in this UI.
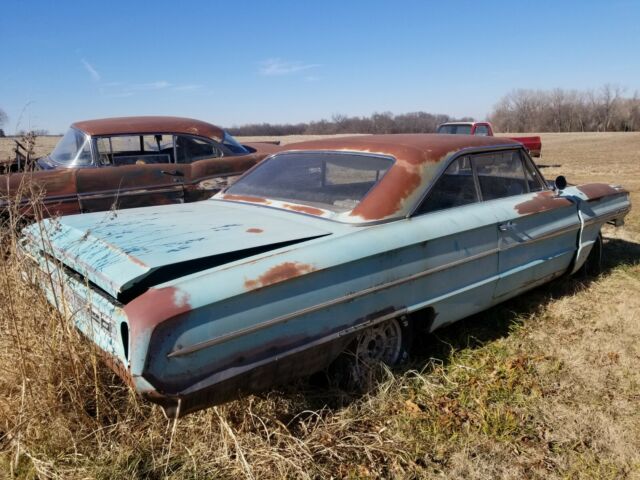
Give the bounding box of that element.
[0,132,638,479]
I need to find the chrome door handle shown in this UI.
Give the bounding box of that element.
[498,221,516,232]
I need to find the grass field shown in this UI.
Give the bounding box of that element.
[0,132,639,478]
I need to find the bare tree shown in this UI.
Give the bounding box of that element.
[489,85,639,133]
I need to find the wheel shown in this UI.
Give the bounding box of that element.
[332,316,412,389]
[580,233,603,277]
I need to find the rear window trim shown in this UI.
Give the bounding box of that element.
[224,149,397,215]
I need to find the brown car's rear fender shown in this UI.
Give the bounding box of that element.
[0,168,81,218]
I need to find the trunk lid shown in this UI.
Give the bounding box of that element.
[23,200,333,299]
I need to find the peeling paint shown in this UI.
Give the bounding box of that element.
[576,183,627,201]
[281,204,326,216]
[124,286,192,342]
[244,261,316,290]
[514,191,573,215]
[221,193,270,204]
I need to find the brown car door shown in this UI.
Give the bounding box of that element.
[76,163,186,213]
[184,153,260,202]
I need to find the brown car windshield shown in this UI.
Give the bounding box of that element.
[226,151,394,212]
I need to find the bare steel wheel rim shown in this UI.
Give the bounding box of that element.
[352,319,403,378]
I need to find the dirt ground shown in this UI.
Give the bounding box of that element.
[0,132,639,478]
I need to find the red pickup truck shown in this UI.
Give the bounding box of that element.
[436,122,541,157]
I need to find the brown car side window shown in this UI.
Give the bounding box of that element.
[176,136,223,164]
[416,156,479,214]
[96,134,174,165]
[473,150,528,200]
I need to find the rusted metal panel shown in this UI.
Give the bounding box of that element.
[72,116,225,141]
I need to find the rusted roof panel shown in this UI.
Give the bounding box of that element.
[72,116,225,141]
[284,134,520,165]
[283,134,523,221]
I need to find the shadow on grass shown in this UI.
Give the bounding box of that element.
[271,236,640,416]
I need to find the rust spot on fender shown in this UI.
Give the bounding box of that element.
[244,262,315,290]
[514,191,573,215]
[281,204,325,216]
[576,183,626,201]
[246,228,263,233]
[124,286,192,341]
[221,193,270,204]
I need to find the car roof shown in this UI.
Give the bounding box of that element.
[71,116,225,141]
[284,133,515,161]
[282,134,522,222]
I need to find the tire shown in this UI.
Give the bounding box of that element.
[332,316,412,390]
[579,233,603,277]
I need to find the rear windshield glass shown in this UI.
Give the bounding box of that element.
[437,124,472,134]
[225,152,394,212]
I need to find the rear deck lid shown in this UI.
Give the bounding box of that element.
[23,201,333,299]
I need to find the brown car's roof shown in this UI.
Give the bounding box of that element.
[284,134,523,221]
[72,116,225,141]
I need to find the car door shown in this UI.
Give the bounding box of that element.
[407,155,500,330]
[77,134,185,212]
[471,149,581,300]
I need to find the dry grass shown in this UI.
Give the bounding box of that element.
[0,132,639,478]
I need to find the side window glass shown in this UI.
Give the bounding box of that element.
[417,156,478,214]
[475,125,489,136]
[522,155,545,192]
[474,150,528,200]
[96,135,174,165]
[176,136,223,164]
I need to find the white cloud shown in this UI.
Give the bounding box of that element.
[259,58,320,76]
[173,84,203,91]
[81,58,101,81]
[132,81,172,90]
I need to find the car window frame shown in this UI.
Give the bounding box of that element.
[473,149,532,200]
[411,146,549,217]
[93,132,178,167]
[175,134,227,164]
[92,133,231,167]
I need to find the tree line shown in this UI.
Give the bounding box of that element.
[488,85,640,132]
[227,112,472,136]
[228,85,640,135]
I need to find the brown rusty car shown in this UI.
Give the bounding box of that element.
[0,116,279,218]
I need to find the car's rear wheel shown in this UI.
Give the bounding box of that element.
[333,316,412,389]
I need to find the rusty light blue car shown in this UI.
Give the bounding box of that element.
[21,134,631,417]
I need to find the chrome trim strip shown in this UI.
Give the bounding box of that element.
[168,217,590,358]
[167,246,500,358]
[78,186,181,200]
[179,306,410,396]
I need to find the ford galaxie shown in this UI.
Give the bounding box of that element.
[21,134,630,417]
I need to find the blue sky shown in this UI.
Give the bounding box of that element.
[1,0,639,134]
